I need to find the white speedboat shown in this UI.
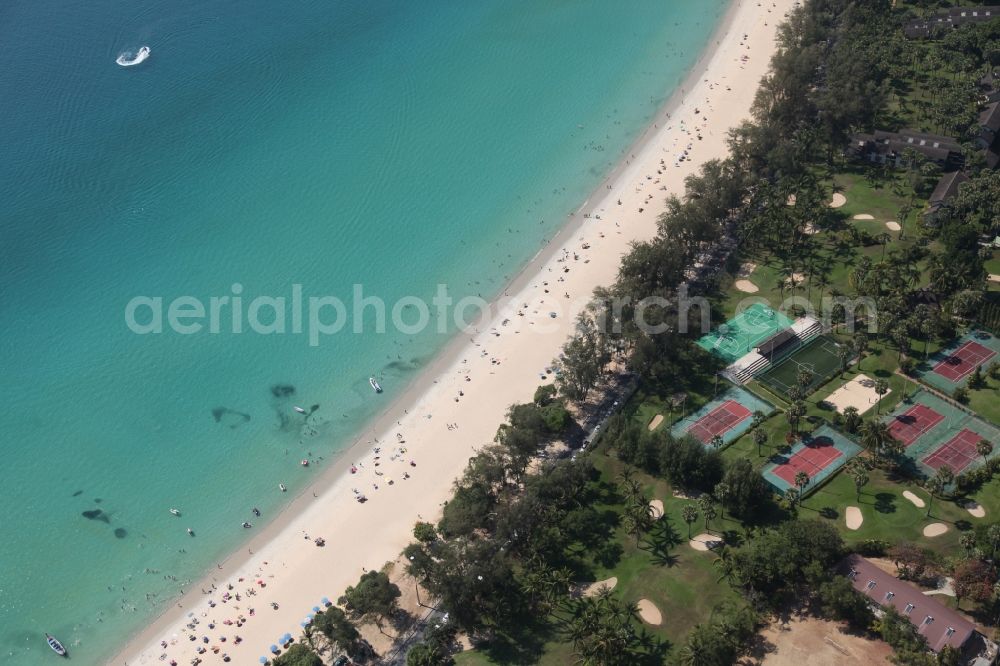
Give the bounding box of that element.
[369,377,382,393]
[116,46,150,67]
[279,483,287,492]
[169,508,181,516]
[293,405,307,414]
[45,633,67,657]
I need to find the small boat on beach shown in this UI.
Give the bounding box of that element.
[369,377,382,393]
[116,46,150,67]
[169,508,181,516]
[45,633,67,657]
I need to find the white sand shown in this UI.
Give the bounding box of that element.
[118,2,797,663]
[786,194,796,206]
[648,414,664,431]
[580,577,618,598]
[689,533,718,551]
[964,501,986,518]
[990,274,1000,284]
[735,279,759,293]
[886,221,901,231]
[637,599,662,625]
[649,499,664,518]
[845,506,863,530]
[923,523,948,537]
[902,490,925,508]
[829,193,847,208]
[803,222,818,235]
[823,374,886,415]
[852,213,874,220]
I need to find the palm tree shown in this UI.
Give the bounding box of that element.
[710,434,724,450]
[713,546,737,584]
[698,495,717,531]
[859,420,897,460]
[784,487,800,509]
[838,345,853,377]
[852,467,870,501]
[874,379,890,415]
[715,482,732,520]
[794,471,810,494]
[960,532,977,557]
[681,504,698,539]
[986,524,1000,559]
[977,439,994,465]
[753,427,768,457]
[751,410,767,429]
[853,333,870,371]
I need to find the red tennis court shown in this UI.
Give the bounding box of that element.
[888,404,945,447]
[772,437,843,485]
[932,341,997,382]
[686,400,751,443]
[923,429,985,474]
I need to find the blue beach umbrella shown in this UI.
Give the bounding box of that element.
[269,644,279,654]
[283,633,293,642]
[321,597,331,606]
[300,621,308,627]
[312,606,321,613]
[259,658,268,664]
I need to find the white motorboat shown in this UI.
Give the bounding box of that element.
[169,508,181,516]
[45,633,67,657]
[369,377,382,393]
[279,483,287,492]
[116,46,150,67]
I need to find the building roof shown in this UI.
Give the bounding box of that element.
[839,555,976,653]
[852,130,963,163]
[980,102,1000,133]
[755,328,798,356]
[928,171,969,208]
[904,6,1000,38]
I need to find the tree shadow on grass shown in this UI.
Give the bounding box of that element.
[874,492,896,514]
[818,506,840,520]
[473,611,554,665]
[641,518,682,567]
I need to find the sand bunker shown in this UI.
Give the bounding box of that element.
[886,221,901,231]
[902,490,925,508]
[923,523,948,537]
[787,194,796,206]
[845,506,863,530]
[647,414,664,431]
[581,577,618,597]
[823,374,886,415]
[990,274,1000,284]
[649,499,664,518]
[852,214,874,220]
[637,599,662,625]
[689,533,718,551]
[964,501,986,518]
[829,193,847,208]
[735,279,759,293]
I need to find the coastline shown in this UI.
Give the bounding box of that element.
[114,0,796,662]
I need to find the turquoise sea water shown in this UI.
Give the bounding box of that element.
[0,0,728,662]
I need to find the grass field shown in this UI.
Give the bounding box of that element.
[756,335,844,397]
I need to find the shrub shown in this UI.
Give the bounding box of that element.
[953,386,970,403]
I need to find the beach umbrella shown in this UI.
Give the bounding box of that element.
[312,606,320,613]
[321,597,330,606]
[269,645,279,654]
[259,658,268,665]
[300,622,308,627]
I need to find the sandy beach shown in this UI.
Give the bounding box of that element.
[116,1,796,663]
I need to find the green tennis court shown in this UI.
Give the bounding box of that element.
[697,303,794,363]
[756,336,845,397]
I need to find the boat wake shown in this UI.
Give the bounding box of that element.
[116,46,150,67]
